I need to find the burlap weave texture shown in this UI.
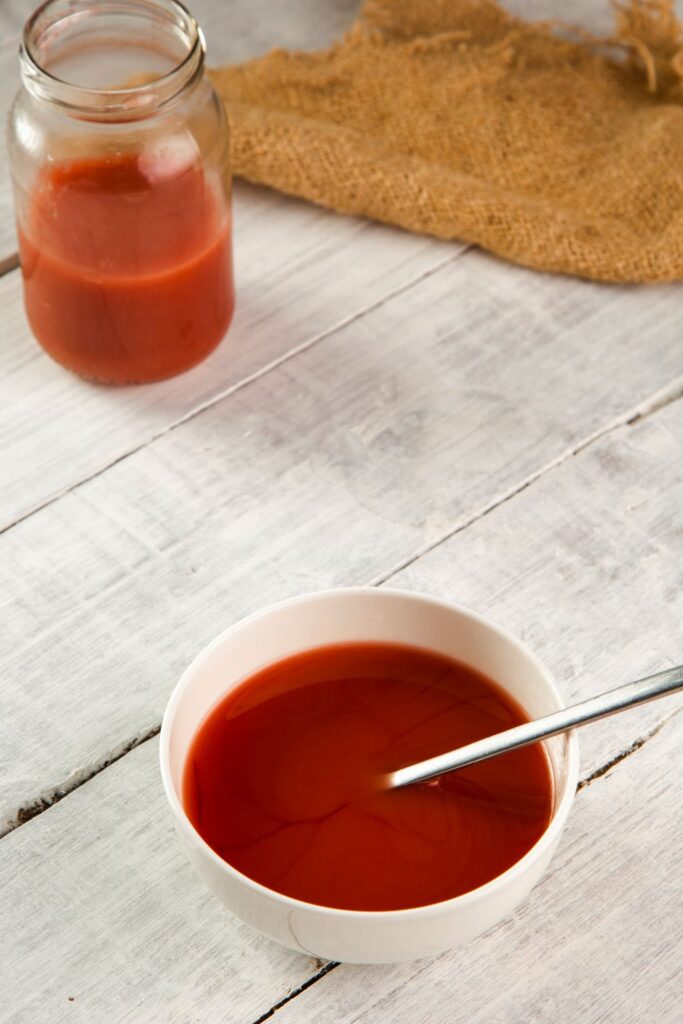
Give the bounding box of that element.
[210,1,683,282]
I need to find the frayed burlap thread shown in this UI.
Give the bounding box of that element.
[209,1,683,282]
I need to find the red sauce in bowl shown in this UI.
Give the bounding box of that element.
[183,642,553,912]
[18,153,234,383]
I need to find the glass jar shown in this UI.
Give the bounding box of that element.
[7,0,234,384]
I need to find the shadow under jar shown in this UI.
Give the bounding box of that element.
[8,0,234,384]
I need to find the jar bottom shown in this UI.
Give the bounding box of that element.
[25,298,235,385]
[19,212,235,385]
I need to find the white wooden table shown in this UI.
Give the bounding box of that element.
[1,2,682,1021]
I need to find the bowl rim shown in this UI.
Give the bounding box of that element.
[159,586,579,920]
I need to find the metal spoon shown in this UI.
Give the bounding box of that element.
[388,664,683,789]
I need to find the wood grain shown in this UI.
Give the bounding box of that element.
[272,711,683,1024]
[0,180,453,529]
[0,736,318,1024]
[2,5,682,1022]
[2,387,682,1019]
[0,0,35,44]
[1,251,682,833]
[2,664,680,1020]
[503,0,617,32]
[388,396,683,787]
[2,395,679,1019]
[2,3,419,538]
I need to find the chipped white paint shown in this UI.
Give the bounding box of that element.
[2,393,682,1019]
[1,738,319,1024]
[1,681,680,1021]
[2,249,683,834]
[271,711,683,1024]
[389,398,683,773]
[1,1,682,1021]
[0,185,455,527]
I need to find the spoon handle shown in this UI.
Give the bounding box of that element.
[389,664,683,789]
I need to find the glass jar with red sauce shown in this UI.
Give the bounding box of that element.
[7,0,234,384]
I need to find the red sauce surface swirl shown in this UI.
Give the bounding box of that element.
[183,642,553,912]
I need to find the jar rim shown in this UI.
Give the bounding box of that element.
[20,0,206,120]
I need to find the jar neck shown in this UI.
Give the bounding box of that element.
[20,0,205,122]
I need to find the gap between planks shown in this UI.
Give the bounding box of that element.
[2,384,682,840]
[0,245,465,538]
[250,962,341,1024]
[369,376,683,589]
[5,619,680,842]
[576,705,683,790]
[249,705,683,1024]
[0,252,19,277]
[3,244,682,544]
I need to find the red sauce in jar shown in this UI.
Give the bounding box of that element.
[18,153,234,383]
[183,642,553,912]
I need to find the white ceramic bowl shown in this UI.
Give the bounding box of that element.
[160,588,579,964]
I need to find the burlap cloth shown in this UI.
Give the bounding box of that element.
[209,1,683,283]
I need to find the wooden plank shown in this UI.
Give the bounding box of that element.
[0,0,358,52]
[0,1,32,45]
[1,247,682,832]
[1,666,680,1021]
[504,0,616,33]
[0,737,318,1024]
[387,395,683,792]
[2,3,397,533]
[0,186,454,529]
[0,0,633,50]
[272,710,683,1024]
[0,0,361,260]
[2,398,682,1022]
